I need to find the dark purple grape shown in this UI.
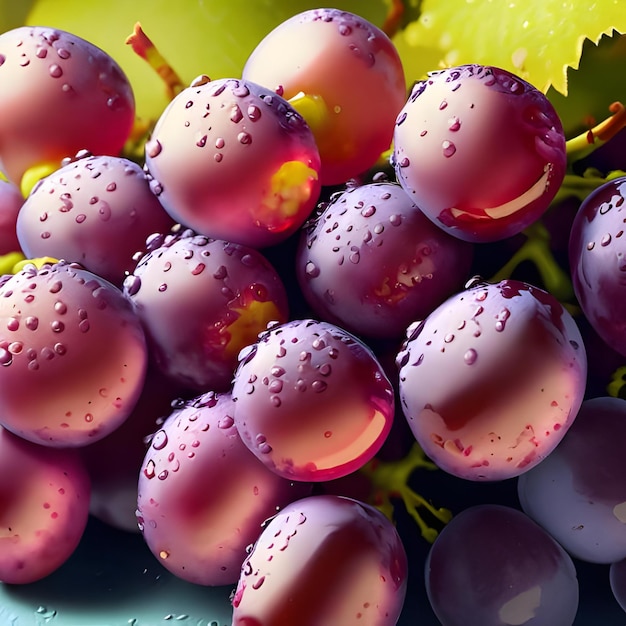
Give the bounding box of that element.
[144,76,321,248]
[123,229,289,392]
[0,425,90,584]
[393,64,566,243]
[0,261,147,447]
[610,557,626,612]
[231,318,395,482]
[0,26,135,185]
[231,494,408,626]
[136,390,309,586]
[425,504,579,626]
[243,8,407,186]
[296,180,474,339]
[396,278,587,481]
[518,396,626,564]
[0,178,23,255]
[16,153,175,287]
[568,176,626,357]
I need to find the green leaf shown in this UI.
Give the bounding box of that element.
[393,0,626,94]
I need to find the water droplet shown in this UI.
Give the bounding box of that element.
[442,140,456,157]
[49,63,62,78]
[464,348,477,365]
[146,139,163,158]
[152,430,168,450]
[448,116,461,131]
[601,233,612,246]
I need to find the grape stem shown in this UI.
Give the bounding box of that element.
[554,168,626,204]
[126,23,184,101]
[360,443,453,543]
[489,221,575,304]
[565,101,626,163]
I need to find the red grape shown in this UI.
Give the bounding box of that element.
[296,180,474,339]
[0,178,23,255]
[231,494,408,626]
[243,8,407,186]
[396,278,587,481]
[0,26,135,186]
[123,229,289,392]
[393,64,566,243]
[0,425,90,584]
[231,318,395,482]
[16,152,175,287]
[0,261,148,447]
[144,76,321,248]
[137,390,310,586]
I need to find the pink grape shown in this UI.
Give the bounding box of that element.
[243,8,407,186]
[568,175,626,357]
[296,179,474,339]
[16,152,175,287]
[123,229,289,392]
[396,278,587,481]
[231,318,395,482]
[0,261,148,447]
[136,390,310,586]
[0,425,91,584]
[231,494,408,626]
[393,64,566,243]
[518,396,626,564]
[425,504,579,626]
[144,76,321,249]
[0,26,135,185]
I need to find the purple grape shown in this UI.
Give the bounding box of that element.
[123,229,289,392]
[518,396,626,564]
[136,390,309,586]
[0,26,135,186]
[231,494,408,626]
[393,64,566,243]
[16,152,176,287]
[396,278,587,481]
[425,504,579,626]
[0,261,148,447]
[0,178,23,255]
[0,425,90,584]
[296,180,474,339]
[568,176,626,357]
[231,318,395,482]
[144,76,321,248]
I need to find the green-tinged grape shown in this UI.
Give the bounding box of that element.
[392,0,626,94]
[24,0,389,123]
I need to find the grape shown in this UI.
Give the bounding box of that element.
[518,396,626,564]
[243,8,407,186]
[568,175,626,357]
[16,152,175,287]
[393,64,567,243]
[425,504,579,626]
[143,76,321,249]
[0,177,23,255]
[296,180,474,339]
[396,278,587,481]
[0,26,135,186]
[231,494,408,626]
[0,424,90,584]
[0,260,148,447]
[231,318,395,482]
[80,365,184,532]
[136,389,310,586]
[123,229,289,392]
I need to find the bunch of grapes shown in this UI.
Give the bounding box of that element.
[1,6,626,626]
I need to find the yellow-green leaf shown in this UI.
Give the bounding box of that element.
[393,0,626,94]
